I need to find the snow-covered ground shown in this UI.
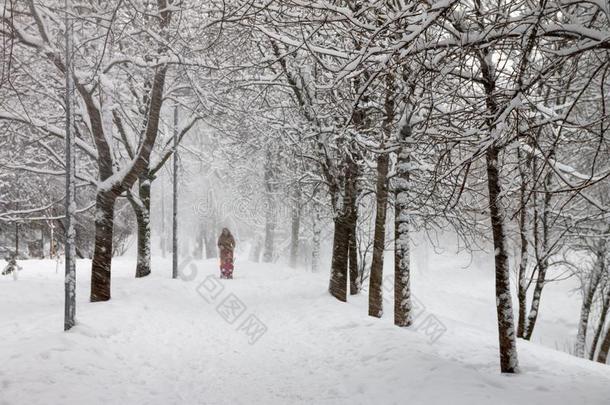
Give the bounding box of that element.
[1,248,609,405]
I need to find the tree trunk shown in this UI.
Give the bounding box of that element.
[589,285,610,360]
[478,48,519,372]
[49,222,55,259]
[129,178,152,278]
[14,218,19,257]
[249,236,262,262]
[311,207,321,273]
[160,179,167,258]
[262,150,276,263]
[523,261,547,340]
[516,148,529,338]
[516,260,528,339]
[369,152,390,317]
[486,145,519,373]
[171,103,179,280]
[347,156,360,295]
[329,213,350,302]
[348,215,359,295]
[40,228,45,259]
[596,323,610,364]
[394,121,413,327]
[262,208,276,263]
[90,191,116,302]
[330,156,359,301]
[289,187,301,268]
[575,256,604,358]
[524,164,553,340]
[370,71,394,317]
[204,231,217,259]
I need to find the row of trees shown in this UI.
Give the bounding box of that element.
[1,0,609,372]
[217,0,610,372]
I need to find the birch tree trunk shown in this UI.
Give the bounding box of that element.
[394,119,413,327]
[523,260,547,340]
[63,0,76,330]
[516,149,529,338]
[524,167,553,340]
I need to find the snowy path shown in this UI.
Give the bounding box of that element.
[1,257,609,405]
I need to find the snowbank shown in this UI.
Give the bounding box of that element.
[0,254,608,404]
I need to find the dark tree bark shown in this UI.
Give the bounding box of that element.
[90,191,116,302]
[289,186,301,268]
[369,151,389,317]
[329,156,359,301]
[348,214,359,295]
[486,145,519,373]
[596,323,610,364]
[262,149,276,263]
[590,286,610,360]
[478,47,519,373]
[329,213,350,302]
[347,156,360,295]
[369,73,394,317]
[311,202,321,273]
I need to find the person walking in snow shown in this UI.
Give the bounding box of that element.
[217,228,236,279]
